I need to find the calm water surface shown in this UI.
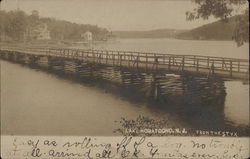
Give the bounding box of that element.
[89,38,249,59]
[1,39,249,136]
[1,60,185,136]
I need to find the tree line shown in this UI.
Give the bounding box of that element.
[186,0,249,46]
[0,10,109,42]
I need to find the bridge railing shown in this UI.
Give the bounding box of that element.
[1,46,249,76]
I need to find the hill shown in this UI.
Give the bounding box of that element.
[0,10,109,41]
[113,29,186,38]
[176,16,240,41]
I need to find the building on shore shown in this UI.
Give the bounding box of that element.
[81,31,93,41]
[25,23,51,41]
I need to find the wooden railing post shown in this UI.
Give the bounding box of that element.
[137,53,140,68]
[46,48,49,56]
[123,52,125,62]
[130,53,132,67]
[118,52,120,65]
[106,51,108,64]
[230,61,233,77]
[222,59,224,70]
[193,56,196,66]
[196,59,199,72]
[168,57,171,70]
[238,61,240,72]
[211,61,215,75]
[112,51,114,66]
[182,56,185,71]
[154,54,156,69]
[120,54,122,66]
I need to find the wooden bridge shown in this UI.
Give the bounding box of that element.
[0,46,249,80]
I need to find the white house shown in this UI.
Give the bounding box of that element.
[81,31,93,41]
[36,24,51,40]
[26,23,51,40]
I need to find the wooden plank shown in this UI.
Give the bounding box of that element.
[0,47,249,77]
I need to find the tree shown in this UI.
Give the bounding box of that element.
[0,9,109,42]
[31,10,39,18]
[186,0,249,46]
[29,10,40,27]
[7,10,28,41]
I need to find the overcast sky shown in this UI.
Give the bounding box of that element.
[0,0,229,31]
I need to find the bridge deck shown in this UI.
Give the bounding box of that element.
[0,46,249,80]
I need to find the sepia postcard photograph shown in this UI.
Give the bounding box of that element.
[0,0,249,158]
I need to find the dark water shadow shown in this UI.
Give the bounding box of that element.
[1,55,249,136]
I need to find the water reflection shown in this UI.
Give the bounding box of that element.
[42,58,249,134]
[1,56,249,136]
[224,81,249,126]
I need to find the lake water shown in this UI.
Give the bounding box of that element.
[1,39,249,136]
[90,38,249,59]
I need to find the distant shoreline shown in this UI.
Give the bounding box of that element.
[112,37,250,44]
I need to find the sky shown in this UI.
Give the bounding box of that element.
[0,0,238,31]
